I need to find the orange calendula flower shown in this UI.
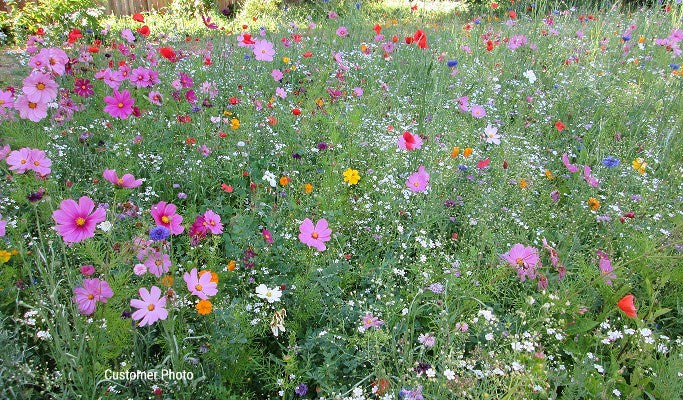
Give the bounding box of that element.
[451,146,460,158]
[230,118,240,130]
[0,250,11,263]
[280,176,290,186]
[587,197,601,210]
[227,260,236,271]
[463,147,473,158]
[160,275,174,287]
[545,169,554,180]
[304,183,313,194]
[196,299,213,315]
[519,179,529,189]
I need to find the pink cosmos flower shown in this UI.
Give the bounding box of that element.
[470,104,486,118]
[0,214,6,237]
[272,69,283,81]
[22,71,58,103]
[130,67,151,88]
[144,250,171,277]
[73,278,113,315]
[52,196,106,243]
[130,286,168,327]
[6,147,33,174]
[34,47,68,76]
[596,250,616,286]
[0,145,10,160]
[561,153,579,173]
[406,165,430,192]
[360,312,384,331]
[500,243,541,282]
[103,169,142,188]
[298,218,332,251]
[0,90,14,116]
[542,238,566,281]
[183,268,218,300]
[15,94,48,122]
[253,39,275,61]
[103,89,135,119]
[151,201,184,234]
[397,131,423,151]
[28,149,51,176]
[336,26,348,37]
[201,209,223,234]
[583,165,599,187]
[148,91,163,105]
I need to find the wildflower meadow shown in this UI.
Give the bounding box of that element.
[0,0,682,398]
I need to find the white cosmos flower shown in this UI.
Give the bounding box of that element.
[255,284,282,303]
[262,171,277,187]
[523,69,537,84]
[484,124,501,145]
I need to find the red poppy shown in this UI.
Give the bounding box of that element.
[509,10,517,19]
[68,29,83,43]
[229,97,240,105]
[477,158,491,169]
[555,121,566,132]
[292,34,302,43]
[373,24,382,35]
[405,36,414,44]
[221,183,233,193]
[219,131,227,138]
[411,4,418,11]
[486,41,494,51]
[242,33,255,45]
[303,51,313,58]
[413,30,428,49]
[292,108,301,116]
[159,47,177,62]
[618,295,637,318]
[35,27,45,36]
[392,35,398,43]
[491,3,499,9]
[137,25,150,36]
[88,45,100,53]
[132,13,145,23]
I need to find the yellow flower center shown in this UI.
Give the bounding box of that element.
[312,232,319,239]
[28,102,37,109]
[88,294,94,300]
[147,304,155,311]
[37,83,45,90]
[414,181,419,187]
[75,217,86,226]
[266,291,272,297]
[20,159,26,164]
[195,284,203,291]
[515,258,523,265]
[155,259,162,266]
[161,216,170,224]
[117,178,123,184]
[34,161,40,166]
[117,102,124,108]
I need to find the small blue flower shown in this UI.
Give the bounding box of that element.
[447,60,459,67]
[602,156,620,168]
[622,35,631,42]
[295,383,308,396]
[149,226,171,241]
[670,63,680,70]
[356,2,361,10]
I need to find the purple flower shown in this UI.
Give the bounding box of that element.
[294,383,308,396]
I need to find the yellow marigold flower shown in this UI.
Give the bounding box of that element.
[160,275,174,287]
[315,98,324,107]
[638,36,645,43]
[282,56,290,64]
[196,299,212,315]
[463,147,473,158]
[291,65,296,71]
[200,270,219,284]
[0,250,11,263]
[587,197,601,211]
[343,168,361,185]
[227,260,236,271]
[451,146,460,158]
[280,176,290,186]
[632,158,647,175]
[304,183,313,194]
[519,179,529,189]
[230,118,240,130]
[545,169,554,180]
[361,44,368,52]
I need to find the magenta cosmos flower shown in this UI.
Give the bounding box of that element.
[73,278,114,315]
[397,131,423,151]
[201,209,223,234]
[151,201,184,234]
[561,153,579,173]
[130,286,168,327]
[298,218,332,251]
[103,89,135,119]
[500,243,541,282]
[183,268,218,300]
[52,196,107,243]
[253,39,275,61]
[103,169,142,188]
[406,165,430,192]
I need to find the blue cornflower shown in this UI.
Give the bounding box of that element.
[294,383,308,396]
[149,226,171,241]
[602,156,620,168]
[447,59,459,67]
